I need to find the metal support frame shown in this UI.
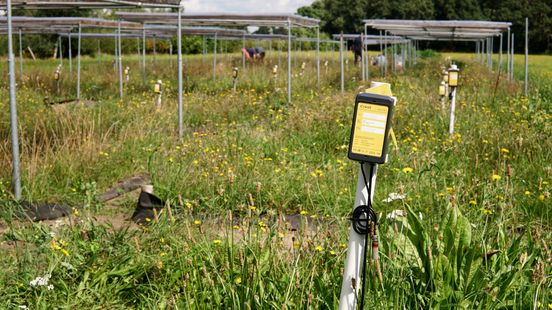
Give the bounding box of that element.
[511,33,515,80]
[7,0,22,200]
[19,28,23,80]
[379,30,383,76]
[59,35,63,67]
[523,17,529,97]
[242,33,245,69]
[213,32,217,80]
[177,6,183,138]
[316,26,320,88]
[287,19,292,103]
[142,25,146,86]
[68,33,72,73]
[507,27,511,79]
[498,34,503,72]
[118,20,123,99]
[77,22,81,101]
[361,32,365,81]
[339,33,344,93]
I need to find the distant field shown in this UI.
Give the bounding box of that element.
[443,52,552,77]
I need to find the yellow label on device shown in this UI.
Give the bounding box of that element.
[351,103,388,157]
[449,71,458,86]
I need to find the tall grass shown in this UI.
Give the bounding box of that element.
[0,51,551,308]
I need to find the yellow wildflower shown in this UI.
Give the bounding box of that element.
[492,174,501,181]
[402,167,413,173]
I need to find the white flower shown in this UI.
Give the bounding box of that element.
[386,209,405,220]
[382,192,406,203]
[30,274,51,287]
[47,284,54,291]
[18,306,28,309]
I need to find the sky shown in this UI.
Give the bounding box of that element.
[183,0,315,14]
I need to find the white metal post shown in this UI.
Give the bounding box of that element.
[142,26,146,86]
[316,26,320,88]
[511,33,515,80]
[498,34,503,72]
[7,0,22,200]
[449,87,457,135]
[340,33,344,93]
[524,17,529,96]
[287,20,292,103]
[361,32,365,81]
[213,32,217,80]
[68,33,72,73]
[118,21,123,99]
[18,29,23,80]
[507,27,511,79]
[242,34,245,69]
[77,23,81,101]
[178,5,183,138]
[339,161,378,309]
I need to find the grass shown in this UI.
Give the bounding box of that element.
[0,50,551,308]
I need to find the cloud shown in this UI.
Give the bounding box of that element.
[183,0,315,14]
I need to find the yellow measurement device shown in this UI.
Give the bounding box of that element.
[348,93,394,164]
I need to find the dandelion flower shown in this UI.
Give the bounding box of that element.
[293,241,300,249]
[329,250,336,255]
[193,220,201,225]
[300,210,308,215]
[402,167,413,173]
[538,194,545,201]
[469,200,477,206]
[492,174,501,181]
[524,190,531,195]
[234,277,242,284]
[315,245,323,252]
[500,148,510,154]
[212,239,222,245]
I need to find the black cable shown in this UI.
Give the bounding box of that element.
[353,162,376,310]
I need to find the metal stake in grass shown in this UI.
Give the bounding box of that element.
[54,65,61,95]
[154,79,163,108]
[232,67,238,92]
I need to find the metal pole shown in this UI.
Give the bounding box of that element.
[511,33,515,80]
[524,18,529,96]
[384,31,388,75]
[178,7,183,138]
[364,24,368,80]
[77,23,81,101]
[19,28,23,80]
[142,26,146,86]
[507,27,511,79]
[498,34,503,72]
[7,0,22,200]
[68,33,72,73]
[242,34,245,69]
[59,35,63,67]
[379,30,383,76]
[316,26,320,88]
[340,33,344,94]
[361,32,365,81]
[287,20,292,103]
[118,21,123,99]
[213,32,217,80]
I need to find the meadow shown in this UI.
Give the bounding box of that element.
[0,48,551,308]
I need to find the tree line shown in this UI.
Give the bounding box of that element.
[297,0,552,54]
